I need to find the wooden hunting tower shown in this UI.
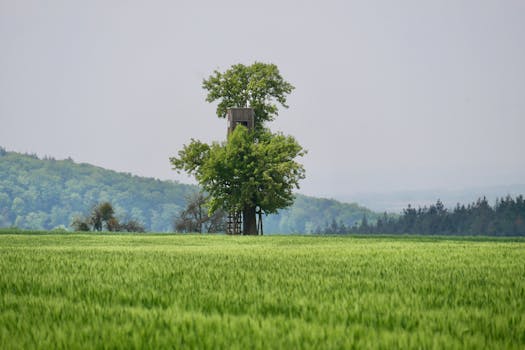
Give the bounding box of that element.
[227,108,255,135]
[225,107,261,235]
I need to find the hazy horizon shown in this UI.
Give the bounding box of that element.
[2,0,524,199]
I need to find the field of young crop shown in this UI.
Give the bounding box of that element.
[0,233,524,349]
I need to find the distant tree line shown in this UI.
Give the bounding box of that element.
[314,196,525,236]
[72,202,145,232]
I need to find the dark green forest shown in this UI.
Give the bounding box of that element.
[373,197,525,235]
[315,197,525,236]
[0,148,376,233]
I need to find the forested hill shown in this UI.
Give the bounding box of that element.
[0,148,376,233]
[0,148,195,231]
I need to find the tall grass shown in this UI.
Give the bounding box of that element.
[0,234,524,349]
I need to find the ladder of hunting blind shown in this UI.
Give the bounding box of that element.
[227,211,242,235]
[226,210,263,235]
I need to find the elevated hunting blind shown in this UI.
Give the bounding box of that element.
[227,108,255,135]
[225,107,262,235]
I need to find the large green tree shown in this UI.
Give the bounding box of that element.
[202,62,294,134]
[172,62,303,235]
[171,126,305,235]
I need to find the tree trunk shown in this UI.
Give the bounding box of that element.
[242,204,257,235]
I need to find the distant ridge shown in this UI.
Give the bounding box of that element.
[0,147,376,233]
[334,185,525,213]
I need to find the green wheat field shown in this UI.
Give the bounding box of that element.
[0,233,524,349]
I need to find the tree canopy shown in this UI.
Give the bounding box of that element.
[170,126,306,233]
[202,62,294,133]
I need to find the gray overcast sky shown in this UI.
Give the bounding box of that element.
[1,0,524,199]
